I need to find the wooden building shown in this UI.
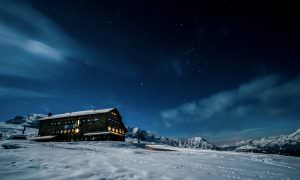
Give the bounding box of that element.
[34,108,127,142]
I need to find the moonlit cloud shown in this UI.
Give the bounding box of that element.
[0,87,51,99]
[0,1,79,80]
[24,39,63,61]
[161,75,300,138]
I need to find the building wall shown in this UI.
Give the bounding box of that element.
[38,111,127,141]
[39,114,107,136]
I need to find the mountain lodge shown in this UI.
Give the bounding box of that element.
[34,108,127,142]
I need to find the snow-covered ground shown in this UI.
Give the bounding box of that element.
[0,141,299,180]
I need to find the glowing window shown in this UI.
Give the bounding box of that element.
[112,128,115,132]
[108,126,111,131]
[116,129,119,133]
[75,128,79,133]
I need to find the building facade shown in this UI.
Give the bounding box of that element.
[35,108,127,141]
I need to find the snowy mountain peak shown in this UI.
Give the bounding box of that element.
[288,128,300,139]
[132,127,139,134]
[232,128,300,156]
[126,126,215,149]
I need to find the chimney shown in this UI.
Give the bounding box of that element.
[48,112,53,117]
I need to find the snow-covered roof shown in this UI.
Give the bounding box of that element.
[38,108,116,121]
[84,131,112,136]
[30,135,56,140]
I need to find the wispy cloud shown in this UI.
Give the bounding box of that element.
[161,75,300,137]
[0,86,51,99]
[0,2,80,79]
[0,1,141,80]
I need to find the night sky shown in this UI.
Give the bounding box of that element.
[1,0,300,143]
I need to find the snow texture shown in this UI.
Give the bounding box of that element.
[0,140,299,180]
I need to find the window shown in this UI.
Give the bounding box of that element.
[75,128,79,133]
[108,126,111,131]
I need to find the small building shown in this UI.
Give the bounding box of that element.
[35,108,127,142]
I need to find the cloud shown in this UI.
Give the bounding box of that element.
[0,87,51,99]
[0,1,81,80]
[171,61,184,76]
[161,75,300,137]
[0,2,142,80]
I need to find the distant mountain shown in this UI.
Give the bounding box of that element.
[126,126,215,149]
[222,129,300,156]
[5,116,26,124]
[4,114,46,127]
[0,114,45,138]
[178,137,215,149]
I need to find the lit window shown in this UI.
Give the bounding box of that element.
[116,129,119,133]
[77,120,80,126]
[108,126,111,131]
[75,128,79,133]
[64,130,67,134]
[112,128,115,132]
